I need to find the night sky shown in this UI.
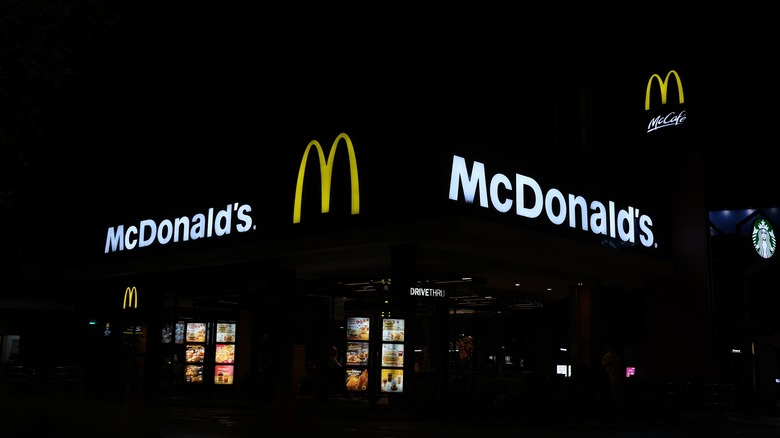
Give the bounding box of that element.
[51,13,780,211]
[2,5,778,270]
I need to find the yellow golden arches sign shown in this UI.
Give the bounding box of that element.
[123,286,138,309]
[645,70,684,110]
[293,132,360,224]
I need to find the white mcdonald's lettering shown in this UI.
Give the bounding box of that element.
[123,286,138,309]
[645,70,684,111]
[447,155,655,248]
[104,202,254,253]
[293,132,360,224]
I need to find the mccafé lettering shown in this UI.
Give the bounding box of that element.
[409,287,446,297]
[647,110,686,133]
[104,202,254,253]
[448,156,655,248]
[645,70,686,133]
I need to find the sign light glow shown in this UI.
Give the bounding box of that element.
[645,69,686,133]
[293,132,360,224]
[752,218,776,259]
[105,202,254,253]
[123,286,138,309]
[448,155,655,248]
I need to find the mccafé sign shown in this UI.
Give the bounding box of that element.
[448,155,656,248]
[645,69,686,133]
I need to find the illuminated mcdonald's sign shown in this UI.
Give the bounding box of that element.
[123,286,138,309]
[293,132,360,224]
[645,70,684,111]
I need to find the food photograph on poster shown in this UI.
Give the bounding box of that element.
[215,344,235,364]
[346,317,370,341]
[185,344,205,363]
[381,318,405,342]
[345,368,368,392]
[381,343,404,367]
[345,342,369,365]
[380,368,403,393]
[214,365,234,384]
[185,365,203,383]
[215,323,236,343]
[186,322,207,342]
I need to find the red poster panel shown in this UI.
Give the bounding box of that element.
[214,365,234,384]
[215,344,235,364]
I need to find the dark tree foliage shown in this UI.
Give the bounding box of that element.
[0,0,122,284]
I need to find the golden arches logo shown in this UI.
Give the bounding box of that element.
[123,286,138,309]
[645,70,684,110]
[293,132,360,224]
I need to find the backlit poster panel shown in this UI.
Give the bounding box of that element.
[215,344,235,364]
[382,318,405,341]
[185,365,203,383]
[186,323,207,342]
[346,341,369,365]
[346,317,370,341]
[215,365,234,384]
[215,323,236,342]
[380,368,403,393]
[345,368,368,392]
[381,343,404,367]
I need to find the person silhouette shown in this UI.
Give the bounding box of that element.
[601,344,623,402]
[327,346,343,397]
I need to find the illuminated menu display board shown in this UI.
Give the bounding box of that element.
[184,323,207,384]
[343,316,407,395]
[214,322,236,385]
[169,321,239,385]
[345,316,370,392]
[380,318,404,393]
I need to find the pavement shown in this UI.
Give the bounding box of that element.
[3,387,780,437]
[151,394,780,438]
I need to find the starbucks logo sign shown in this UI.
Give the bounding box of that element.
[752,219,776,259]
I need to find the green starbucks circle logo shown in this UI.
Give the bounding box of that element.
[752,219,776,259]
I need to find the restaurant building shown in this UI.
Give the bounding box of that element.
[1,45,778,417]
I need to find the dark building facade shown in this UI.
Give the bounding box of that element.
[1,39,778,418]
